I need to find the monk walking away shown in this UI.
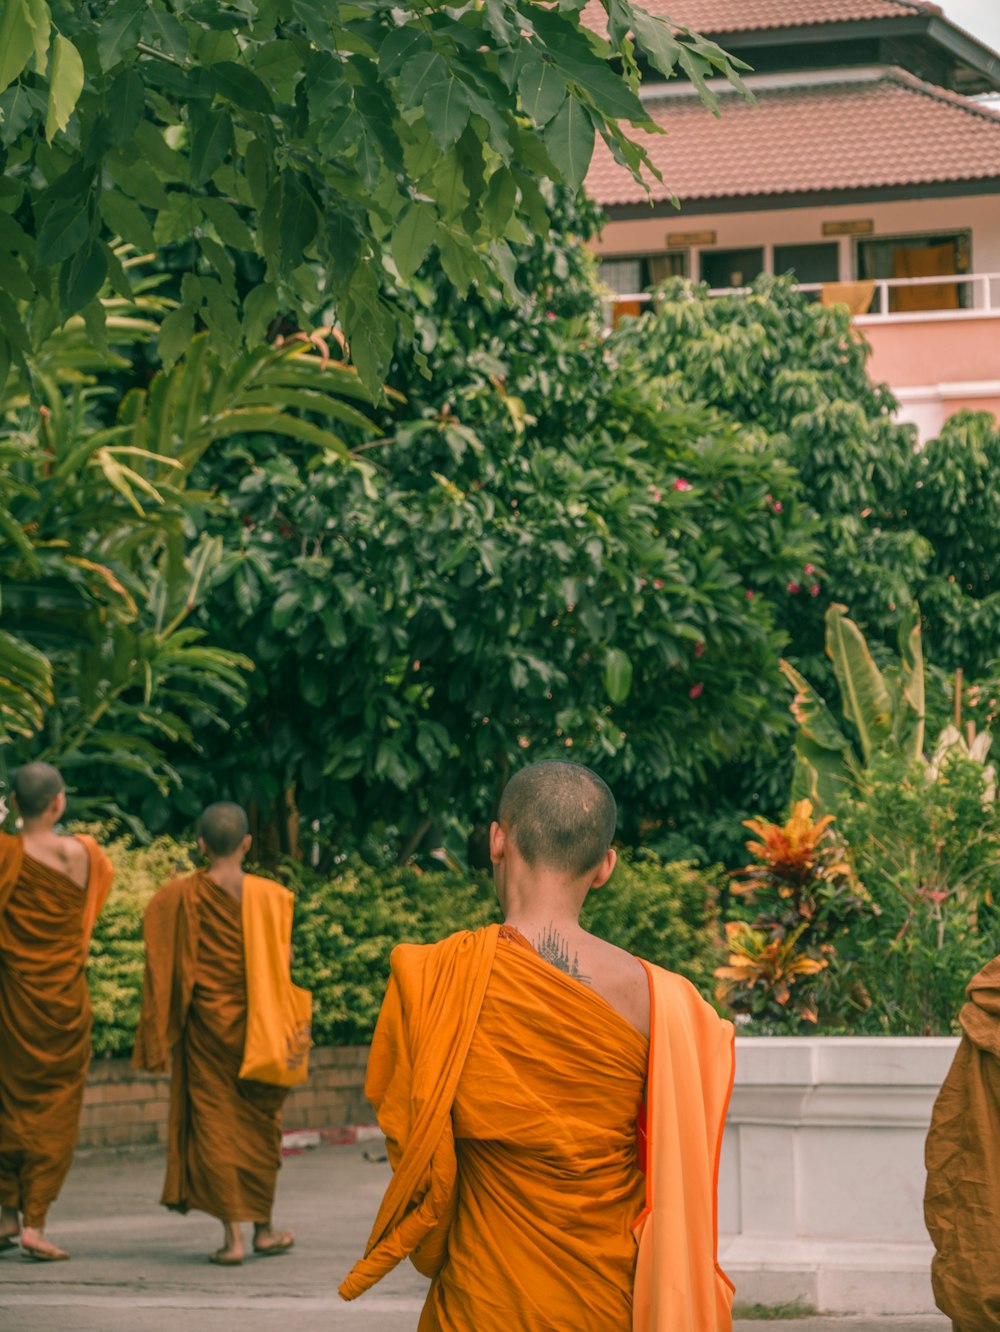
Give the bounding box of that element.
[0,762,113,1261]
[341,761,736,1331]
[134,802,309,1265]
[925,954,1000,1330]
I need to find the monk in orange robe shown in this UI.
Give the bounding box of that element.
[0,762,113,1261]
[133,802,295,1266]
[341,760,735,1330]
[925,954,1000,1329]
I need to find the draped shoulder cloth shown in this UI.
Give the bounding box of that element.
[340,925,499,1298]
[634,962,736,1332]
[132,872,203,1074]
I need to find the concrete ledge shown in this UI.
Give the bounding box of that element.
[720,1036,959,1315]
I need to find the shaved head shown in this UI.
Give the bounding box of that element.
[13,762,64,820]
[498,761,617,878]
[199,802,249,858]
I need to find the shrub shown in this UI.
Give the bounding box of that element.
[715,801,874,1030]
[836,752,1000,1035]
[87,836,722,1054]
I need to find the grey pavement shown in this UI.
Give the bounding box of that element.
[0,1143,951,1332]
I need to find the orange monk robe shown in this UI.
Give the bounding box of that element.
[0,831,113,1228]
[133,871,288,1222]
[341,925,735,1332]
[925,955,1000,1330]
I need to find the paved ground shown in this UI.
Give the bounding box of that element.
[0,1144,951,1332]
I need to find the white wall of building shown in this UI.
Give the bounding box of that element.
[593,193,1000,283]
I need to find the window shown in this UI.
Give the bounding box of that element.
[773,242,841,285]
[598,251,689,295]
[700,247,765,289]
[856,232,971,313]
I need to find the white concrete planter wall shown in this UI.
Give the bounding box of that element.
[719,1036,959,1315]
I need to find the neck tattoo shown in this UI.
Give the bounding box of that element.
[533,923,591,985]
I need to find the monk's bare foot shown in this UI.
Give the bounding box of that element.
[20,1226,69,1262]
[252,1223,294,1255]
[209,1222,243,1266]
[208,1245,244,1266]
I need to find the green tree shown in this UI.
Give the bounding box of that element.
[0,0,745,390]
[175,201,809,859]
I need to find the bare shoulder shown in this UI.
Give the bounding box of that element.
[580,932,650,1039]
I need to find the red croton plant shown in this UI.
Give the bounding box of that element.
[715,800,873,1028]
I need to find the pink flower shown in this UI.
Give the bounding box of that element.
[745,589,754,599]
[809,584,821,597]
[673,478,692,492]
[689,682,704,699]
[695,641,704,658]
[804,564,815,575]
[772,500,783,513]
[653,578,664,590]
[787,583,800,594]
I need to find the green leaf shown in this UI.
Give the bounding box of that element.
[96,0,144,72]
[278,178,319,271]
[243,282,278,346]
[825,603,892,762]
[0,82,40,147]
[158,305,195,369]
[210,61,274,113]
[543,95,593,191]
[517,58,567,128]
[107,67,145,146]
[392,203,437,281]
[0,252,34,301]
[99,192,155,252]
[36,201,90,266]
[45,34,84,143]
[58,238,107,317]
[141,8,190,62]
[604,647,633,704]
[398,51,449,109]
[423,76,471,149]
[0,0,36,96]
[190,109,234,187]
[200,196,255,249]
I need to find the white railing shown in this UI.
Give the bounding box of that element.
[604,272,1000,323]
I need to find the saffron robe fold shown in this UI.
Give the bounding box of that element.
[925,954,1000,1330]
[0,832,113,1227]
[133,871,289,1221]
[340,925,736,1332]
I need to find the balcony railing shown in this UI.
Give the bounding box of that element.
[605,272,1000,325]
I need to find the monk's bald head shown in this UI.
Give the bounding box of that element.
[13,762,65,820]
[497,762,617,878]
[198,802,249,858]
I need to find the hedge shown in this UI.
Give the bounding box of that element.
[86,834,722,1056]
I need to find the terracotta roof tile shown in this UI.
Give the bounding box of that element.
[586,71,1000,207]
[582,0,942,36]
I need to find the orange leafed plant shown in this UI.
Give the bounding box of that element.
[739,799,848,890]
[715,921,828,1023]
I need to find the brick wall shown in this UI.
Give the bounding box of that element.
[79,1046,375,1150]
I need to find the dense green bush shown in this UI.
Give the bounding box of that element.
[87,836,722,1054]
[835,752,1000,1035]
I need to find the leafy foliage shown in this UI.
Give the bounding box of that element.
[836,751,1000,1035]
[177,202,808,854]
[0,0,746,391]
[0,281,379,821]
[909,411,1000,677]
[715,800,873,1029]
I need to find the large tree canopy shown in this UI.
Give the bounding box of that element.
[0,0,744,389]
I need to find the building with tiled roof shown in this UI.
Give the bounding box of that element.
[589,1,1000,438]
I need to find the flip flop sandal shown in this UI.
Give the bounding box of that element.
[20,1242,70,1262]
[253,1236,294,1256]
[208,1250,244,1266]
